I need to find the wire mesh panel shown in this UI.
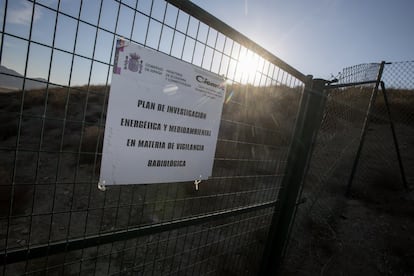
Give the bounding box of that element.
[281,64,380,274]
[282,61,414,273]
[381,61,414,188]
[336,63,381,85]
[0,0,305,275]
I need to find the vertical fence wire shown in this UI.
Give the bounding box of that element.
[0,0,306,275]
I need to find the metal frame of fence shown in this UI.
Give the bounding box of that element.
[0,0,323,275]
[343,62,408,195]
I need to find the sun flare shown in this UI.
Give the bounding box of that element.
[236,51,260,84]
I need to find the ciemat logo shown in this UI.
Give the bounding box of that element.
[196,75,225,90]
[124,53,143,73]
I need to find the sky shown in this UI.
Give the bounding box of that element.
[190,0,414,79]
[1,0,413,87]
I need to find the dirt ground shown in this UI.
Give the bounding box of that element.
[283,178,414,276]
[281,95,414,275]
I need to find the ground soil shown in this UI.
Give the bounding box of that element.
[283,183,414,276]
[281,113,414,275]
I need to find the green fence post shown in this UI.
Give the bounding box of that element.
[260,77,328,275]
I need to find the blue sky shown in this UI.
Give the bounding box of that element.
[190,0,414,79]
[1,0,413,87]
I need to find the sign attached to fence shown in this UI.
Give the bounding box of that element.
[99,39,225,185]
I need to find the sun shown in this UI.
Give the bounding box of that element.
[236,51,260,84]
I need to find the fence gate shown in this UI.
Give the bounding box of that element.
[0,0,317,275]
[282,61,414,274]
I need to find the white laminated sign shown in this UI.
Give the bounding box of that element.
[99,39,225,185]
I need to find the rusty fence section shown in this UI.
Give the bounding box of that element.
[0,0,309,275]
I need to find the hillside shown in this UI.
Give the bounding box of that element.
[0,65,47,92]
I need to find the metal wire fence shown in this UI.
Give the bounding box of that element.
[0,0,306,275]
[381,61,414,187]
[281,66,377,274]
[282,61,414,274]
